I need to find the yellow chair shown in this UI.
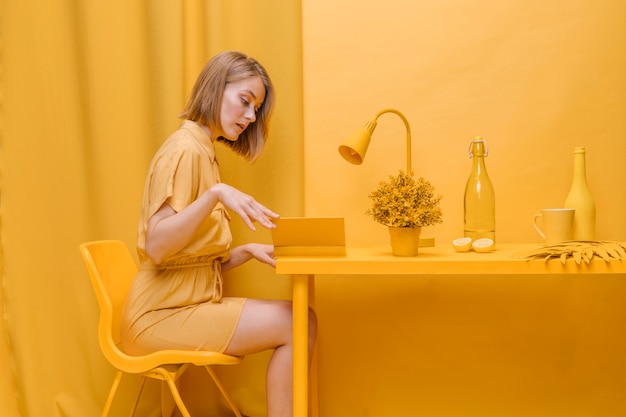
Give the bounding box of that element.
[79,240,244,417]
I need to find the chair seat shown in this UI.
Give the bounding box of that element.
[108,345,242,374]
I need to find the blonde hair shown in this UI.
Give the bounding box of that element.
[180,51,274,162]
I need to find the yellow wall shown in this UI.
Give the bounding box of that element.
[303,0,625,246]
[302,0,626,416]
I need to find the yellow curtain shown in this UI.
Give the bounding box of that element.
[0,1,303,416]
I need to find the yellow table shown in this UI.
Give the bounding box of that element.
[275,244,626,417]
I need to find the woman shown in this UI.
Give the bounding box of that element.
[120,51,317,417]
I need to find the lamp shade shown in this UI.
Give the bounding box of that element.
[338,108,412,173]
[338,119,378,165]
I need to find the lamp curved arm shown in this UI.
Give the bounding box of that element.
[373,108,412,174]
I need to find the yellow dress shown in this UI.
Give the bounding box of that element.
[120,120,246,355]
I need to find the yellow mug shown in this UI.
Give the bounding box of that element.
[533,208,575,245]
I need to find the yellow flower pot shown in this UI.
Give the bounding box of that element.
[388,226,422,257]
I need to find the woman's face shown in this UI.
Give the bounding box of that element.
[219,75,266,141]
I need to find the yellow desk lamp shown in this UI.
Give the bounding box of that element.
[338,108,412,174]
[338,108,435,247]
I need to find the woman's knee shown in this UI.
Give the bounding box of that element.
[252,300,317,345]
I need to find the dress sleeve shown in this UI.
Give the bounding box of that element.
[146,138,203,217]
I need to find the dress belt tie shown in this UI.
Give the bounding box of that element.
[211,260,223,303]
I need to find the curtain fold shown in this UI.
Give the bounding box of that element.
[0,1,303,416]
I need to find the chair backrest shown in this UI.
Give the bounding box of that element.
[79,240,138,352]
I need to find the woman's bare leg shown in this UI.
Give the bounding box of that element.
[224,299,317,417]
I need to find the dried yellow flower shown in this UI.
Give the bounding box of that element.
[366,170,443,228]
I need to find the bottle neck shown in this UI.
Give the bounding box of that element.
[572,151,588,184]
[469,139,488,174]
[471,154,487,174]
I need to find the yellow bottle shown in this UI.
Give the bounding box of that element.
[563,147,596,240]
[464,137,495,242]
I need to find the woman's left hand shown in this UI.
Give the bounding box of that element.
[222,243,276,272]
[248,243,276,268]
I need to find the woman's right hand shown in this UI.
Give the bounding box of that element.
[211,183,279,231]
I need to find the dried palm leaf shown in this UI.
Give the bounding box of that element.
[519,241,626,265]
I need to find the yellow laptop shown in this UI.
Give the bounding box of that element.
[271,217,346,256]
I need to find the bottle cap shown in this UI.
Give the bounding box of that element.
[468,137,489,158]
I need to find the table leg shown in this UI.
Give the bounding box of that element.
[292,274,310,417]
[308,276,318,417]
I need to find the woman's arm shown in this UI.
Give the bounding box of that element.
[146,183,279,264]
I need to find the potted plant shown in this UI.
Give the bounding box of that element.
[366,170,443,256]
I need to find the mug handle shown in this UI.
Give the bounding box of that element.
[533,213,545,239]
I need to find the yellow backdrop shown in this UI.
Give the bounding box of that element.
[2,0,625,416]
[1,0,302,416]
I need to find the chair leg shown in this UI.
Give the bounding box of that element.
[102,371,123,417]
[127,376,147,417]
[204,366,243,417]
[162,375,192,417]
[161,381,176,417]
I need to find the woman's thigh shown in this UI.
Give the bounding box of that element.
[224,299,293,356]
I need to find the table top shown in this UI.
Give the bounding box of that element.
[275,244,626,275]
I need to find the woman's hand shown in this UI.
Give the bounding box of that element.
[247,243,276,268]
[212,183,279,231]
[222,243,276,272]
